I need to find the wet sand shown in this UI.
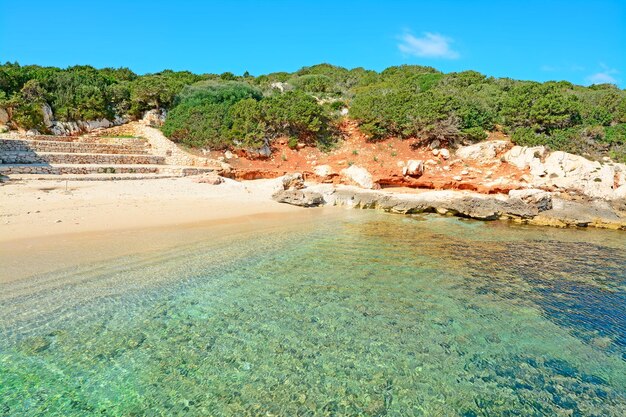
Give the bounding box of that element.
[0,177,328,282]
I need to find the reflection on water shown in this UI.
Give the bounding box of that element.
[1,212,625,416]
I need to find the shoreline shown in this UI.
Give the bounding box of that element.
[2,175,624,281]
[0,177,301,243]
[0,177,307,282]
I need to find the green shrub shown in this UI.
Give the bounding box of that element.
[462,127,488,143]
[162,82,261,149]
[262,91,330,144]
[603,124,626,145]
[290,75,335,94]
[227,98,266,148]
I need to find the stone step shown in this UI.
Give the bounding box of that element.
[39,152,165,165]
[12,135,148,146]
[5,173,183,181]
[0,164,161,175]
[0,139,149,154]
[0,164,217,176]
[0,151,164,165]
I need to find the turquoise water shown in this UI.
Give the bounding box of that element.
[1,212,625,416]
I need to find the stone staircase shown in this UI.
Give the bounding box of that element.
[0,134,219,181]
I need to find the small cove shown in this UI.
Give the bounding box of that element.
[1,211,625,416]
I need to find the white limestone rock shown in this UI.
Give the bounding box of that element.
[41,103,54,127]
[314,164,333,178]
[341,165,375,189]
[503,145,547,170]
[455,140,511,164]
[403,160,424,177]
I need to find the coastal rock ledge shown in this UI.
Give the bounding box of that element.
[273,184,626,230]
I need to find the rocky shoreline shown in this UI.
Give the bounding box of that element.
[273,184,626,230]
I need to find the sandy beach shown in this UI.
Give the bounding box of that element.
[0,177,320,281]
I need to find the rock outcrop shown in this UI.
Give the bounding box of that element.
[502,146,626,200]
[273,182,625,230]
[272,189,325,207]
[455,140,510,163]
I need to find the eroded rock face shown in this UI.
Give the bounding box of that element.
[530,197,625,229]
[340,165,374,189]
[455,140,511,163]
[508,189,553,211]
[538,152,620,199]
[504,146,626,200]
[272,189,324,207]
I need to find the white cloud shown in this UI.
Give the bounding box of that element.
[587,72,618,84]
[586,65,619,85]
[398,32,459,59]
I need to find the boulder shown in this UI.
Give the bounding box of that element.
[439,149,450,159]
[341,165,375,189]
[0,107,8,124]
[272,189,325,207]
[503,145,547,170]
[314,164,333,178]
[455,140,511,164]
[26,129,39,136]
[281,172,305,190]
[402,160,424,177]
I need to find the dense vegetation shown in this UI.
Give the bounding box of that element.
[1,62,625,161]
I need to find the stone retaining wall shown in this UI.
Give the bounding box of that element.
[1,150,164,165]
[38,153,164,165]
[0,165,161,175]
[0,164,216,176]
[0,139,148,155]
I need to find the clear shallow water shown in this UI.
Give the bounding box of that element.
[1,212,625,416]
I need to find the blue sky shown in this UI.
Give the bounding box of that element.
[1,0,624,87]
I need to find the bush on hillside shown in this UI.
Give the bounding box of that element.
[161,82,262,149]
